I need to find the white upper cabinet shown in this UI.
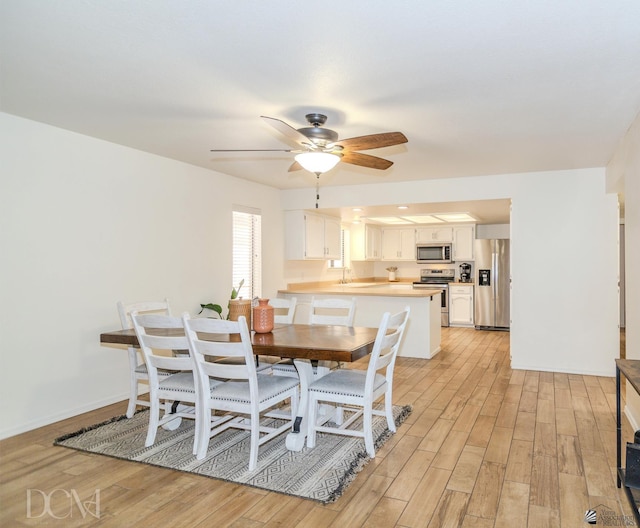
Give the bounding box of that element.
[416,226,453,242]
[323,215,342,259]
[452,225,475,261]
[381,228,416,260]
[366,225,382,260]
[285,211,342,260]
[350,223,381,260]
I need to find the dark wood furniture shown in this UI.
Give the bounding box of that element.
[616,359,640,525]
[100,323,378,363]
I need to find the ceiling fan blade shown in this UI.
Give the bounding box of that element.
[288,161,303,172]
[210,149,294,152]
[261,116,313,148]
[336,131,407,151]
[341,151,394,170]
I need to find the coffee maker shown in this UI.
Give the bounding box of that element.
[459,262,472,283]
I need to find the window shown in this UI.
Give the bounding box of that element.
[329,227,350,269]
[232,207,261,299]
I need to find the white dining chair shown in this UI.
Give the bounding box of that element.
[270,296,297,324]
[307,296,356,326]
[271,296,356,379]
[117,299,175,418]
[130,312,223,452]
[306,306,410,458]
[183,314,300,469]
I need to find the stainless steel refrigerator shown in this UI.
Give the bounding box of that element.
[474,239,510,330]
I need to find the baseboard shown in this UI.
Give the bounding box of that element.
[509,361,615,378]
[0,392,130,440]
[625,406,640,433]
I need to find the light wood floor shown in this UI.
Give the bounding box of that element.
[1,327,631,527]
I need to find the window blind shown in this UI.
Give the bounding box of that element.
[232,209,262,299]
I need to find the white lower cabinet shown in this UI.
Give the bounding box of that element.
[449,284,474,326]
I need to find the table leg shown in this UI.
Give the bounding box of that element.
[617,366,622,488]
[285,359,314,451]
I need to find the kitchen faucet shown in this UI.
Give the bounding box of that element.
[340,267,351,284]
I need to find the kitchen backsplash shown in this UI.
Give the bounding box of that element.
[282,259,473,285]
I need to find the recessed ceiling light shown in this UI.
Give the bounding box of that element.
[352,208,363,212]
[367,216,411,224]
[433,213,476,222]
[401,215,444,224]
[397,205,409,210]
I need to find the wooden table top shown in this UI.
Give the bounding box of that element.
[100,323,379,363]
[617,359,640,395]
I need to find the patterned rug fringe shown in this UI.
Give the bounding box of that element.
[53,413,129,443]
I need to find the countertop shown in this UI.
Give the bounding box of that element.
[278,281,443,298]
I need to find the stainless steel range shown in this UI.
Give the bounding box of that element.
[413,269,455,327]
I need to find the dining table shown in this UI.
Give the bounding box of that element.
[100,323,379,451]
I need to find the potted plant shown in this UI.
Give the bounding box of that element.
[199,279,244,319]
[385,267,398,281]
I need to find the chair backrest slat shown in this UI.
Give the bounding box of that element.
[270,297,297,324]
[131,312,192,371]
[117,299,171,330]
[366,306,410,385]
[183,315,256,381]
[309,297,356,327]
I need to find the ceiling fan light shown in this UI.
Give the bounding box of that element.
[295,152,341,174]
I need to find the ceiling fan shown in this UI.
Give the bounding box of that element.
[211,113,408,174]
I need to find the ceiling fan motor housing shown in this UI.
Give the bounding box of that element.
[296,113,339,147]
[297,126,339,146]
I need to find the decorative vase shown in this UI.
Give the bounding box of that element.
[229,298,252,329]
[388,271,396,281]
[253,298,274,333]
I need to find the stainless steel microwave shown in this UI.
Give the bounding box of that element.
[416,243,453,263]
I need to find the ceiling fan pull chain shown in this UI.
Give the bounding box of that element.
[315,173,320,208]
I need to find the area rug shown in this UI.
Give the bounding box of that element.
[54,405,411,504]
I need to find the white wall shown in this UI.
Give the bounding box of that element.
[0,113,285,439]
[1,109,627,438]
[607,110,640,427]
[281,168,620,377]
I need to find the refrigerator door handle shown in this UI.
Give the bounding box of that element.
[492,250,498,301]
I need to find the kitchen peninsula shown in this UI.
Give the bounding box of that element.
[277,281,442,359]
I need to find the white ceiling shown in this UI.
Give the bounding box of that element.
[2,1,639,224]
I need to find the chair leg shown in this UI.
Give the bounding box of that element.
[126,349,140,418]
[196,405,210,460]
[192,402,200,456]
[384,389,396,432]
[363,403,375,458]
[145,390,160,447]
[126,382,138,418]
[248,408,260,471]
